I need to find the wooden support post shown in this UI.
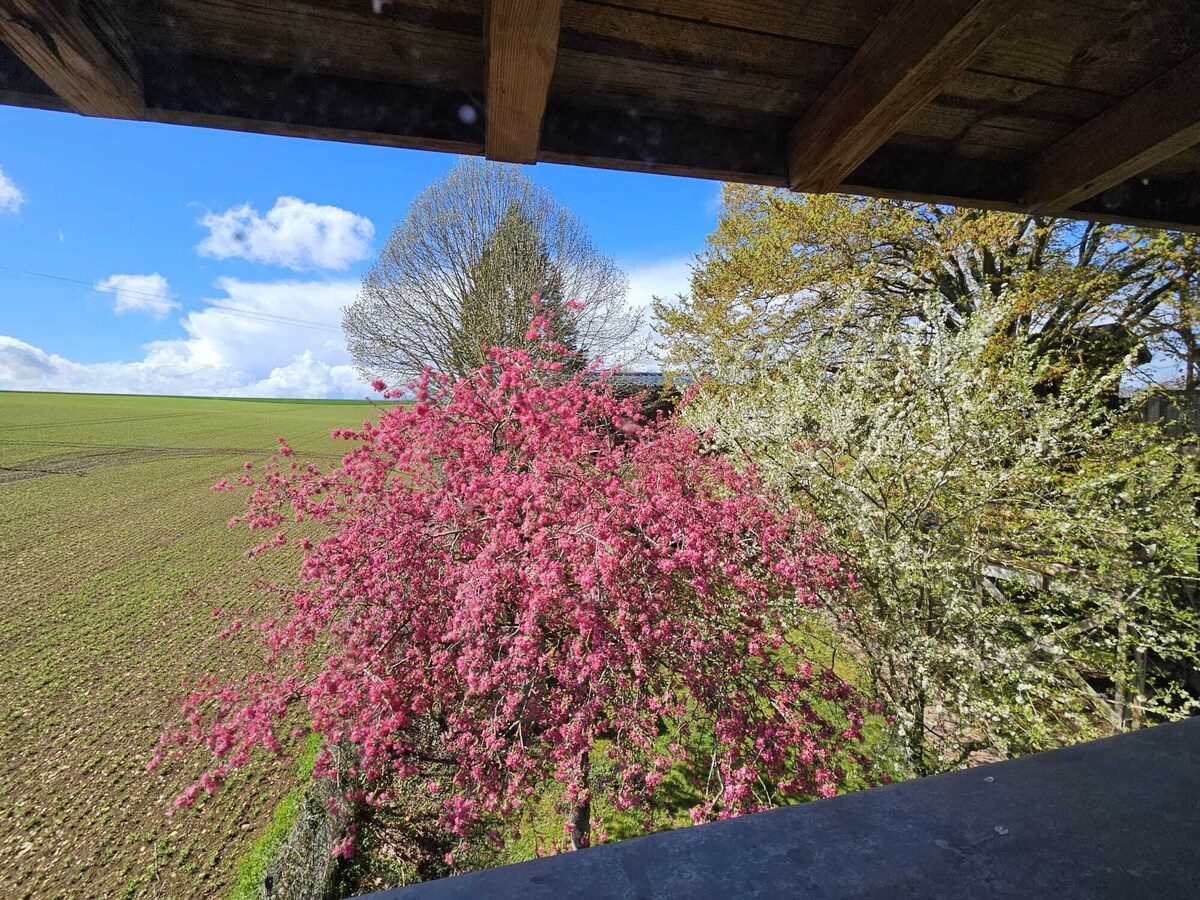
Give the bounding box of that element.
[0,0,142,118]
[787,0,1027,193]
[485,0,563,164]
[1022,53,1200,215]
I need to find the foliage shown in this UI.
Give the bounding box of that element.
[345,158,641,383]
[458,205,581,371]
[657,188,1199,388]
[152,322,876,853]
[657,189,1200,775]
[676,291,1200,774]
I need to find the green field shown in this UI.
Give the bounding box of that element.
[0,391,384,899]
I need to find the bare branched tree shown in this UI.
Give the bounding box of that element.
[344,158,641,383]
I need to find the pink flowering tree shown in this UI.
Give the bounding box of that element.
[152,312,876,856]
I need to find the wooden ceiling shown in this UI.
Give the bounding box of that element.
[2,1,1200,229]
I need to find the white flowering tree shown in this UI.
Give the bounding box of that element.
[679,294,1199,775]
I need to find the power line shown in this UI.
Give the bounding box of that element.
[0,264,345,333]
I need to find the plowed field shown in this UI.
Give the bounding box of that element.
[0,391,379,899]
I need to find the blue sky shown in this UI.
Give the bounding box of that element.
[0,104,718,398]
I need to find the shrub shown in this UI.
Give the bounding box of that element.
[152,318,875,854]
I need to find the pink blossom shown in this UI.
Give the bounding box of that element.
[152,316,875,853]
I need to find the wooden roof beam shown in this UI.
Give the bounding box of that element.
[1022,53,1200,216]
[485,0,563,164]
[0,0,142,119]
[787,0,1027,194]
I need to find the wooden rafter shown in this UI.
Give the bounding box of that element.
[0,0,1198,232]
[0,0,142,118]
[1022,52,1200,215]
[787,0,1028,193]
[485,0,563,164]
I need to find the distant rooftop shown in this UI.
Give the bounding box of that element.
[608,371,667,389]
[2,2,1200,229]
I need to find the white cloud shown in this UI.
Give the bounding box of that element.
[620,257,694,370]
[95,272,180,320]
[242,351,365,399]
[0,278,373,399]
[0,336,55,380]
[625,257,693,311]
[0,166,25,214]
[704,184,725,217]
[197,196,375,271]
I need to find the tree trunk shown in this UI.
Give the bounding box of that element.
[570,751,591,851]
[1114,617,1129,732]
[910,587,931,776]
[1132,645,1147,730]
[910,689,928,777]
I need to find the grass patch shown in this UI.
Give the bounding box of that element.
[228,734,323,900]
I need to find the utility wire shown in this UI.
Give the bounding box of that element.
[0,263,345,333]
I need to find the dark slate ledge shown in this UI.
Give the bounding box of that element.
[363,718,1200,899]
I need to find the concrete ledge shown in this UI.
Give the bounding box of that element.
[363,718,1200,899]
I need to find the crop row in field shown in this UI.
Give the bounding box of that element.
[0,391,379,899]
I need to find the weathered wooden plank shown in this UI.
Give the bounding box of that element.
[976,0,1200,97]
[604,0,1198,103]
[132,0,483,90]
[845,145,1200,232]
[141,50,484,156]
[593,0,891,48]
[0,88,69,112]
[941,70,1113,126]
[0,0,142,117]
[552,49,817,119]
[788,0,1029,193]
[898,99,1083,162]
[553,38,1112,155]
[150,0,484,27]
[560,0,850,78]
[539,100,789,184]
[1144,146,1200,186]
[485,0,563,163]
[1022,52,1200,214]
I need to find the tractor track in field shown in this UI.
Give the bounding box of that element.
[0,448,216,483]
[0,439,346,484]
[3,411,204,431]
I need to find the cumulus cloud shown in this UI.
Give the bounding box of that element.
[242,351,365,399]
[95,272,180,320]
[0,278,374,399]
[620,257,694,370]
[197,196,375,271]
[0,336,55,380]
[625,257,693,310]
[0,165,25,213]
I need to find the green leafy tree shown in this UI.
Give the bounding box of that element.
[658,188,1198,387]
[451,204,581,373]
[659,190,1200,775]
